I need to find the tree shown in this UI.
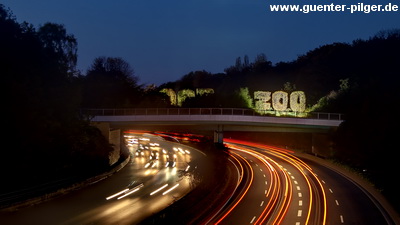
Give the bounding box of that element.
[1,5,113,193]
[82,56,140,107]
[37,22,78,76]
[252,53,272,73]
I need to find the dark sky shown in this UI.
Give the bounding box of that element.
[3,0,400,85]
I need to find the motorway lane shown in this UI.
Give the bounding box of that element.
[213,150,272,225]
[212,140,394,225]
[302,158,392,225]
[0,134,203,225]
[211,144,298,225]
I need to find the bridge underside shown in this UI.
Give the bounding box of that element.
[106,121,335,133]
[93,114,340,133]
[89,112,342,158]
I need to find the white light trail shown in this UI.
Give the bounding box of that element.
[116,183,144,200]
[106,189,129,200]
[150,184,168,196]
[117,187,140,200]
[162,183,180,195]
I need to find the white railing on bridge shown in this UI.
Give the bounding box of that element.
[80,108,343,121]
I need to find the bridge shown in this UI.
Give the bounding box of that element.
[81,108,344,144]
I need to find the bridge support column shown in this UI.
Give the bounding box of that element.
[214,125,224,144]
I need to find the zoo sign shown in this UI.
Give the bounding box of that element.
[254,91,306,113]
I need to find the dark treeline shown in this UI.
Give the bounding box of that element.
[161,31,400,110]
[2,3,400,211]
[158,31,400,210]
[1,5,115,193]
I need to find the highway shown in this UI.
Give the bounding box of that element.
[207,139,396,225]
[0,132,203,225]
[1,134,397,225]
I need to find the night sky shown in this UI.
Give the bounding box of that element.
[2,0,400,85]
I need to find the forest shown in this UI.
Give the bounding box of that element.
[1,4,400,210]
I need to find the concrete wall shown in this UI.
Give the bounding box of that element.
[225,131,335,158]
[91,122,121,166]
[108,129,121,165]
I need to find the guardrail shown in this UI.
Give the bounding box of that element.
[80,108,343,121]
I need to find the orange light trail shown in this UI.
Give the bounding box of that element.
[214,151,254,225]
[225,140,327,225]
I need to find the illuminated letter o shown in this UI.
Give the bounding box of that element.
[272,91,288,111]
[290,91,306,112]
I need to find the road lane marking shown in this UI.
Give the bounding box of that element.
[295,222,301,225]
[296,186,301,191]
[299,200,303,206]
[297,210,302,217]
[340,215,344,223]
[329,188,334,193]
[298,192,302,197]
[294,180,298,184]
[250,216,256,223]
[260,201,264,206]
[335,200,340,206]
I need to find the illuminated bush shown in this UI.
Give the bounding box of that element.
[160,88,214,106]
[254,91,272,113]
[290,91,306,112]
[238,87,254,108]
[272,91,288,111]
[160,88,177,106]
[177,89,196,107]
[254,90,306,116]
[196,88,214,96]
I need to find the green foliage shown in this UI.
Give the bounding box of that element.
[237,87,254,108]
[177,89,196,107]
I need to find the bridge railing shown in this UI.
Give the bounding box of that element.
[80,108,343,121]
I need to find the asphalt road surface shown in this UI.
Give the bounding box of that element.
[0,133,204,225]
[207,139,397,225]
[1,135,397,225]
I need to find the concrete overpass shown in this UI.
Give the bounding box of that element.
[81,108,343,144]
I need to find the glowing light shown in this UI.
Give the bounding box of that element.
[160,88,214,106]
[106,189,129,200]
[290,91,306,112]
[272,91,288,111]
[150,184,169,196]
[162,183,180,195]
[117,184,144,200]
[253,90,307,116]
[255,91,272,111]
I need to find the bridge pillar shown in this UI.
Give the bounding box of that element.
[214,125,224,144]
